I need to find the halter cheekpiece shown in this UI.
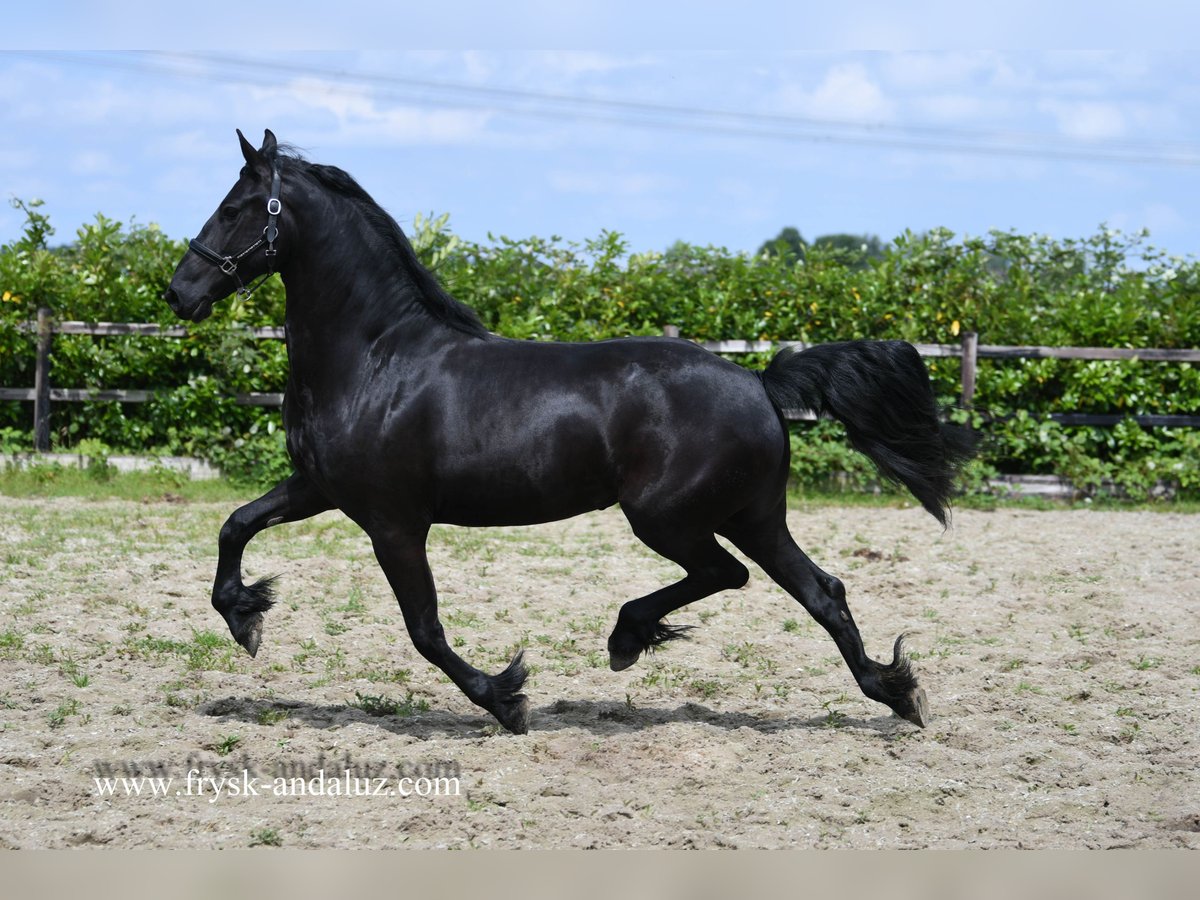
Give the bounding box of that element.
[187,167,282,300]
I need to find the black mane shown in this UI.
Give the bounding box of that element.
[267,145,489,338]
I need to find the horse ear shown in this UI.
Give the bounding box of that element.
[261,129,278,155]
[237,128,261,168]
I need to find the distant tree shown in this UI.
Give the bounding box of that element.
[811,233,885,268]
[756,227,807,262]
[663,239,696,265]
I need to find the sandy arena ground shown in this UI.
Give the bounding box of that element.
[0,496,1197,848]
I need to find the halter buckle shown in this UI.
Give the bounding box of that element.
[219,258,238,275]
[266,198,282,216]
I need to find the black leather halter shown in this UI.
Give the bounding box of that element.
[188,167,282,299]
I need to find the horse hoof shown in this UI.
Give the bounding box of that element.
[495,694,530,735]
[239,616,263,658]
[608,649,639,672]
[901,687,929,728]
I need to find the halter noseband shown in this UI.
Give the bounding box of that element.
[188,167,282,300]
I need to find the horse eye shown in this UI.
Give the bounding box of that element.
[220,205,239,221]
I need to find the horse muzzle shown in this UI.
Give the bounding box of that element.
[163,286,215,323]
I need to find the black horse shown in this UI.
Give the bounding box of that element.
[165,130,974,735]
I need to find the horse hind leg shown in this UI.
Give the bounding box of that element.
[724,513,929,727]
[607,524,750,671]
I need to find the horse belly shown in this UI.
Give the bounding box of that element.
[432,421,618,527]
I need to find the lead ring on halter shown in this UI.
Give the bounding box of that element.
[187,167,282,300]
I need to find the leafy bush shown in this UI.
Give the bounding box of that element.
[2,199,1197,497]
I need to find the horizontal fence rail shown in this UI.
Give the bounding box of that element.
[0,387,285,405]
[5,310,1200,450]
[692,337,1200,363]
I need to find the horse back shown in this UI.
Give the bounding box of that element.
[304,335,786,527]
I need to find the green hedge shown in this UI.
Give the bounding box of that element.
[2,200,1198,498]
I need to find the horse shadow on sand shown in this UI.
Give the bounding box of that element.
[198,694,911,743]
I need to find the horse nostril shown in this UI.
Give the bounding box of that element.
[163,287,179,308]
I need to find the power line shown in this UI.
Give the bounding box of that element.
[175,51,1200,155]
[10,50,1200,168]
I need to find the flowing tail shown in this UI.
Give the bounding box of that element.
[760,340,977,526]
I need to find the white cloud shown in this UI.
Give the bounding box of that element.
[774,62,892,122]
[879,52,1002,90]
[1038,100,1127,140]
[252,77,494,145]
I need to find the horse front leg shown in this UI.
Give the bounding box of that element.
[213,471,332,656]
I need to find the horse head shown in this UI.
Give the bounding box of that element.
[164,128,284,322]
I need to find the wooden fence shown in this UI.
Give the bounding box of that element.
[4,309,1200,451]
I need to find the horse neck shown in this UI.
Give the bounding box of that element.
[278,193,459,367]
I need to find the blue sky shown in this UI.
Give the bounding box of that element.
[3,43,1199,260]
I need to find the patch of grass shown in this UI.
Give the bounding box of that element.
[687,678,724,701]
[47,698,80,728]
[256,707,291,726]
[354,664,412,685]
[27,643,56,666]
[249,828,282,847]
[1114,722,1142,744]
[0,630,25,656]
[121,629,240,672]
[565,613,606,636]
[721,641,778,675]
[13,590,45,618]
[820,698,848,729]
[0,465,248,502]
[214,734,241,756]
[350,691,430,718]
[428,527,497,562]
[444,610,481,629]
[57,654,92,687]
[335,588,368,616]
[120,634,189,660]
[640,664,683,691]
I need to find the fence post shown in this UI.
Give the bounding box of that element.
[960,330,978,408]
[33,306,52,451]
[662,324,680,339]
